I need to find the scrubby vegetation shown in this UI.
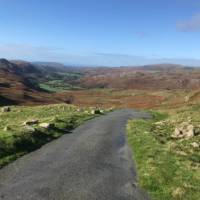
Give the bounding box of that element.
[127,107,200,200]
[0,104,106,168]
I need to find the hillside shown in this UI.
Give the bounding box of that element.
[1,59,200,108]
[0,58,90,106]
[78,65,200,90]
[0,59,75,105]
[0,59,37,105]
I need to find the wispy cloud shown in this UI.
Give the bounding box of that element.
[1,43,200,66]
[0,43,61,60]
[177,13,200,32]
[0,43,82,64]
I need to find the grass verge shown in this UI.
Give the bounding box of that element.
[0,104,105,168]
[127,110,200,200]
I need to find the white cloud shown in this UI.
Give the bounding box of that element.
[0,43,64,61]
[1,43,200,66]
[177,13,200,32]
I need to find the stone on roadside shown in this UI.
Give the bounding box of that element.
[172,128,184,138]
[77,108,84,112]
[109,107,114,111]
[184,96,190,102]
[194,127,200,136]
[24,125,36,132]
[172,123,195,139]
[1,106,11,112]
[91,110,95,114]
[91,109,101,115]
[185,125,194,138]
[187,116,192,122]
[84,110,89,114]
[172,187,185,199]
[181,122,189,128]
[191,142,199,149]
[155,121,165,125]
[3,126,11,131]
[23,119,39,126]
[39,123,54,129]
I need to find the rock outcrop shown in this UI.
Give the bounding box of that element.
[172,122,195,139]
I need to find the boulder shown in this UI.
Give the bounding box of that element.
[172,187,185,199]
[3,126,11,131]
[184,96,190,103]
[181,122,189,128]
[191,142,199,149]
[77,108,83,112]
[172,124,194,139]
[91,110,95,114]
[1,107,11,112]
[24,125,36,132]
[194,127,200,136]
[39,123,54,129]
[91,109,101,115]
[185,125,194,138]
[155,121,164,125]
[109,107,114,111]
[23,119,39,126]
[187,116,192,122]
[172,128,184,138]
[84,110,89,114]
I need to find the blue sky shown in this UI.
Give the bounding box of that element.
[0,0,200,66]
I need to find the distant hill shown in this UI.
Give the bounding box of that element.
[78,64,200,90]
[0,59,64,105]
[1,58,200,106]
[10,60,41,74]
[2,59,42,76]
[32,61,81,73]
[136,63,184,71]
[32,61,68,73]
[0,59,83,106]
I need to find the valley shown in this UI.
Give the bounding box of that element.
[0,58,200,200]
[2,58,200,109]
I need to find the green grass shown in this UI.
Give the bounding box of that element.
[127,111,200,200]
[39,72,83,92]
[0,104,104,168]
[39,80,82,92]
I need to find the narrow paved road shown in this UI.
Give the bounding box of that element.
[0,109,151,200]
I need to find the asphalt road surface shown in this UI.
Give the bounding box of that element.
[0,109,151,200]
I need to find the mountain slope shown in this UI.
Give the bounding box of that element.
[0,59,63,105]
[0,58,84,106]
[78,65,200,90]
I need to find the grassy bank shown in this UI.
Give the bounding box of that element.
[0,104,104,168]
[127,108,200,200]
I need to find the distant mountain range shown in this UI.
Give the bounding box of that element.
[1,58,200,106]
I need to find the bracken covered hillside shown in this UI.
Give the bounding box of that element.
[1,58,200,108]
[78,65,200,90]
[0,59,70,105]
